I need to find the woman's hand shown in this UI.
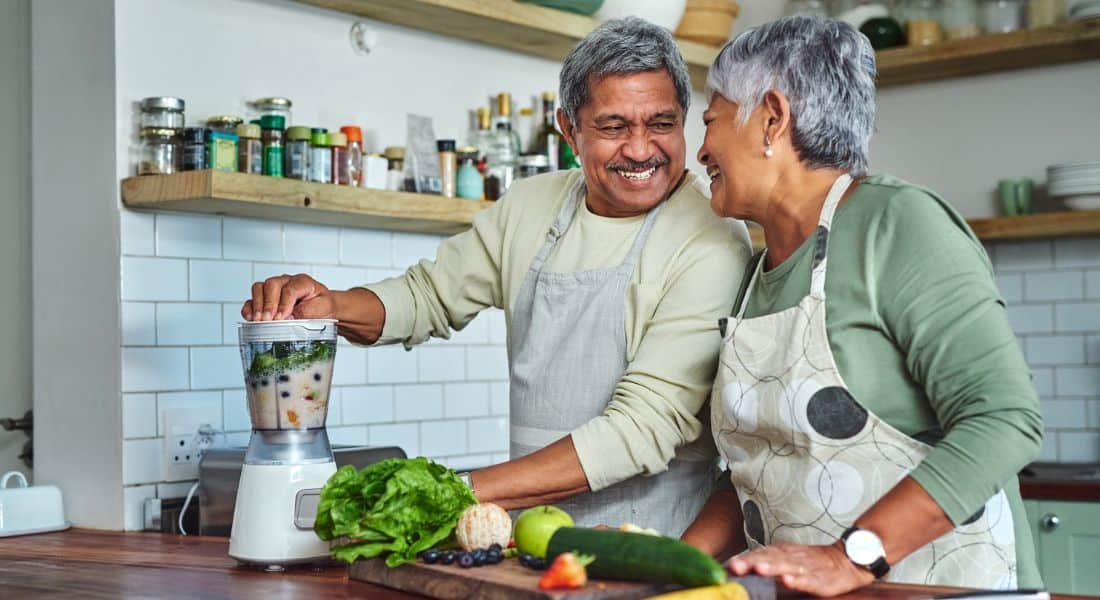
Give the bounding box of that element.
[242,274,334,322]
[727,542,873,597]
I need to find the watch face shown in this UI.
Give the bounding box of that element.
[845,529,885,566]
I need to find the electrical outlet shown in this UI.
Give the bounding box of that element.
[161,409,217,482]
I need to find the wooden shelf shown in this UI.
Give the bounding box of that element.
[969,209,1100,242]
[120,171,492,236]
[293,0,720,90]
[877,20,1100,87]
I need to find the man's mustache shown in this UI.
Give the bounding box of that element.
[606,155,670,171]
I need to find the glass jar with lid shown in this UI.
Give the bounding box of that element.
[786,0,830,16]
[903,0,945,45]
[284,126,311,181]
[942,0,981,38]
[981,0,1025,32]
[1027,0,1064,28]
[178,127,207,171]
[237,123,263,175]
[139,97,185,129]
[251,97,292,125]
[206,115,243,135]
[138,127,177,176]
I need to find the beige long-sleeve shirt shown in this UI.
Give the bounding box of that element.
[364,170,752,491]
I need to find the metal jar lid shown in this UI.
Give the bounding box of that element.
[140,96,185,111]
[253,96,292,111]
[139,127,177,139]
[207,115,243,128]
[238,319,338,344]
[383,146,405,160]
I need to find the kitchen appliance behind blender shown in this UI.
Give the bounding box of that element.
[229,319,341,571]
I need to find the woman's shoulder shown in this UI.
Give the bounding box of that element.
[847,174,977,243]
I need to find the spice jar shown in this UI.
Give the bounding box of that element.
[942,0,982,37]
[206,116,242,135]
[904,0,944,45]
[362,154,389,190]
[237,123,263,175]
[178,127,207,171]
[206,129,238,173]
[456,147,483,200]
[517,154,550,179]
[259,115,285,178]
[383,146,405,192]
[309,129,332,184]
[1028,0,1064,27]
[251,97,292,124]
[981,0,1025,32]
[340,126,364,187]
[138,127,177,175]
[437,139,457,198]
[331,132,350,185]
[139,97,185,129]
[284,126,311,181]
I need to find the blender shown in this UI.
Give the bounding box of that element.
[229,319,338,570]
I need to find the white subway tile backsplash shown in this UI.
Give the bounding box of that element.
[190,346,244,390]
[1024,271,1084,302]
[122,257,188,301]
[368,423,419,456]
[121,210,155,256]
[994,274,1023,304]
[417,346,466,382]
[222,389,250,433]
[190,260,252,302]
[1040,398,1088,429]
[122,302,156,345]
[1090,400,1100,429]
[326,388,343,427]
[451,313,491,345]
[157,391,223,434]
[223,304,243,344]
[333,346,368,385]
[1086,270,1100,299]
[1039,433,1059,462]
[467,347,509,381]
[486,309,507,345]
[393,233,443,267]
[312,265,369,292]
[1056,302,1100,333]
[223,218,283,262]
[445,383,490,418]
[1026,335,1086,366]
[341,385,394,424]
[123,439,162,485]
[421,420,468,458]
[328,425,369,446]
[253,262,309,282]
[446,454,497,471]
[123,347,189,392]
[123,485,156,531]
[368,345,419,384]
[1054,238,1100,269]
[994,241,1052,272]
[1005,305,1054,335]
[123,393,157,439]
[394,384,445,421]
[1055,366,1100,396]
[340,229,392,267]
[1059,431,1100,462]
[468,417,508,453]
[284,224,340,264]
[1031,368,1054,397]
[156,303,222,346]
[156,214,221,258]
[490,382,509,415]
[1088,335,1100,365]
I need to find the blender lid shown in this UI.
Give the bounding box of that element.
[238,319,337,343]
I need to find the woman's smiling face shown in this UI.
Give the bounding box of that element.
[697,92,764,220]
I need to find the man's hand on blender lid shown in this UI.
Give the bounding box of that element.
[242,274,334,321]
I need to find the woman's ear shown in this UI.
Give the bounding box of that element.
[761,90,793,146]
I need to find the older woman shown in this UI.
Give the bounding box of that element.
[680,16,1043,596]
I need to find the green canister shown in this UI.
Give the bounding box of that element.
[260,114,285,178]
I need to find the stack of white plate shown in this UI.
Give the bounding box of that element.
[1048,161,1100,210]
[1069,0,1100,20]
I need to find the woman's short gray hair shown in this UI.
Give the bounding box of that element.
[706,16,877,176]
[559,17,691,127]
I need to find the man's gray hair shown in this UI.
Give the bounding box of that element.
[706,16,877,176]
[559,17,692,127]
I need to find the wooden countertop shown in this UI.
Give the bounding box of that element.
[0,530,1091,600]
[1019,463,1100,502]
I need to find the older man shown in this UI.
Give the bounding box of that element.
[244,17,752,536]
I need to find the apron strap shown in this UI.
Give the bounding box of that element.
[809,173,853,298]
[622,199,665,269]
[529,177,586,272]
[733,250,766,320]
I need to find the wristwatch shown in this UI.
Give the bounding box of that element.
[458,471,472,488]
[840,526,890,579]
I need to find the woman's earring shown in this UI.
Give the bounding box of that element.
[764,135,773,158]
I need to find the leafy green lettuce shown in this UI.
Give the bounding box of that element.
[315,457,477,567]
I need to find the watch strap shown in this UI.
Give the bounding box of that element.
[841,526,891,579]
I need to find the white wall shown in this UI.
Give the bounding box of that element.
[0,0,33,477]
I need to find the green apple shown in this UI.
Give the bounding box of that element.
[513,505,574,558]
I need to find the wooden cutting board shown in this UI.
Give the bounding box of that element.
[349,558,777,600]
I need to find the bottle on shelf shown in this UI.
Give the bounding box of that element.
[467,106,493,171]
[485,92,521,193]
[530,91,562,171]
[341,126,364,187]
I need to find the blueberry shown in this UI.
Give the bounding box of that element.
[278,374,290,382]
[472,549,487,561]
[488,543,503,553]
[421,549,441,564]
[260,378,269,386]
[314,373,322,381]
[440,551,457,565]
[530,557,548,570]
[458,553,475,568]
[280,391,290,398]
[518,553,532,567]
[486,549,503,564]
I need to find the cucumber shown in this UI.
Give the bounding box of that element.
[545,527,726,588]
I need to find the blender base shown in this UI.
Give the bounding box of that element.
[228,461,337,567]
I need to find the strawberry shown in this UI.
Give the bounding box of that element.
[537,552,595,590]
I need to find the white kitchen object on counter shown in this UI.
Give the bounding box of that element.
[0,471,70,537]
[595,0,688,31]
